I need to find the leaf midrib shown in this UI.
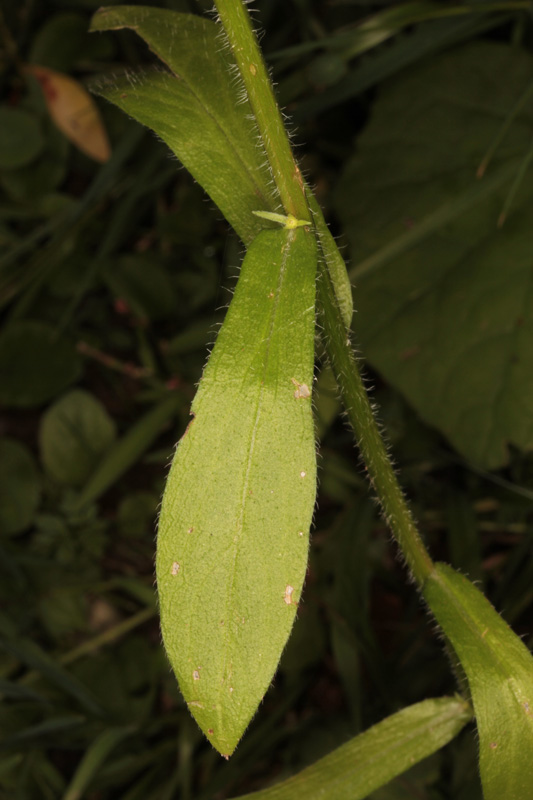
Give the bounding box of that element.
[221,231,294,695]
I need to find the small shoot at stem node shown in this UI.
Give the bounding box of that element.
[253,210,310,229]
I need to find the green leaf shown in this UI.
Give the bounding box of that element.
[0,108,44,170]
[90,5,353,329]
[103,255,177,321]
[157,226,317,756]
[117,492,159,538]
[0,117,69,202]
[90,6,277,245]
[75,393,181,508]
[62,726,133,800]
[39,390,116,487]
[29,13,89,73]
[0,321,82,408]
[294,12,509,120]
[0,716,85,750]
[368,755,442,800]
[307,190,353,330]
[335,42,533,468]
[0,438,41,536]
[0,636,102,716]
[423,563,533,800]
[39,585,88,639]
[231,696,472,799]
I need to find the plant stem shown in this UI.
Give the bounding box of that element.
[317,258,434,585]
[216,0,434,586]
[214,0,309,222]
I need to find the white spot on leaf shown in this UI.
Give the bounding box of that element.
[291,377,311,399]
[284,585,295,605]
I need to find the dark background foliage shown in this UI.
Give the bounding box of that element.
[1,1,532,797]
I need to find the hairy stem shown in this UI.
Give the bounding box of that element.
[214,0,309,221]
[215,0,434,586]
[317,257,434,585]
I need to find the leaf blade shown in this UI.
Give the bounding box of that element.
[423,563,533,799]
[335,41,533,467]
[90,6,353,324]
[90,6,277,245]
[157,227,317,755]
[231,696,472,799]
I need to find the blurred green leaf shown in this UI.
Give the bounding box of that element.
[62,726,133,800]
[0,438,41,536]
[0,716,85,750]
[294,11,510,120]
[39,390,116,487]
[76,392,181,508]
[445,490,482,584]
[39,585,88,639]
[0,322,81,407]
[336,42,533,468]
[0,635,103,716]
[104,255,177,321]
[28,11,114,74]
[29,13,89,72]
[0,754,23,781]
[279,603,326,675]
[423,564,533,799]
[231,696,472,800]
[117,492,158,538]
[0,117,69,203]
[0,679,49,705]
[0,109,44,170]
[71,636,157,724]
[313,365,340,439]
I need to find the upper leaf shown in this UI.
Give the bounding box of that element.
[90,6,277,245]
[90,6,354,325]
[157,226,317,755]
[335,42,533,468]
[423,563,533,800]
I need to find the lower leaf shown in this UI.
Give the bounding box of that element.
[231,696,472,799]
[423,563,533,799]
